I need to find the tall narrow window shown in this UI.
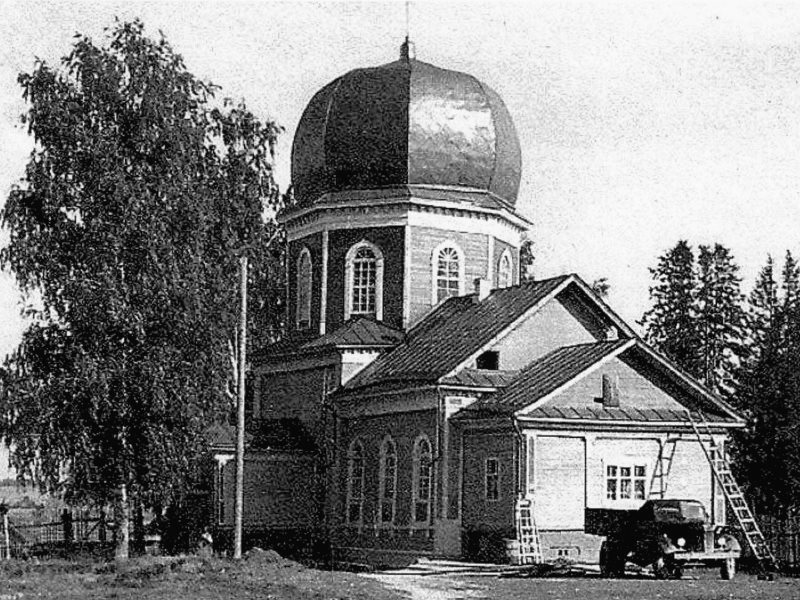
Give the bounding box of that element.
[378,437,397,525]
[432,243,464,304]
[345,241,384,320]
[296,248,312,330]
[412,435,433,525]
[485,457,500,501]
[352,247,376,314]
[346,439,365,525]
[497,250,513,289]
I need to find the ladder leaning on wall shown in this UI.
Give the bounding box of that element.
[686,410,778,577]
[514,494,543,564]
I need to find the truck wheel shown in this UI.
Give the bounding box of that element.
[600,542,612,577]
[720,557,736,580]
[654,556,682,579]
[600,542,624,578]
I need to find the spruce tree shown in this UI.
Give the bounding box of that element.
[695,244,746,396]
[639,240,701,377]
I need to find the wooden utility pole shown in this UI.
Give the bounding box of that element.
[234,254,247,559]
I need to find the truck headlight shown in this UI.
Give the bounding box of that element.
[677,537,686,548]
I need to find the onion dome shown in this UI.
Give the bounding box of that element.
[291,40,522,208]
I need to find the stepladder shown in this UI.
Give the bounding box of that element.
[686,410,778,577]
[515,494,543,565]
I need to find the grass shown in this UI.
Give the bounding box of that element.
[0,550,404,600]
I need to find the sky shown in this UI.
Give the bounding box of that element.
[2,0,800,360]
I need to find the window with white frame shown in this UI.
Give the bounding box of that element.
[345,241,383,320]
[412,435,433,524]
[606,464,647,501]
[296,247,312,330]
[485,457,500,501]
[378,436,397,525]
[346,439,365,525]
[497,250,513,289]
[433,243,463,303]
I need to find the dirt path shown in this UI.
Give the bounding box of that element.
[367,574,487,600]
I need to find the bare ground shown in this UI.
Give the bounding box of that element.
[370,568,800,600]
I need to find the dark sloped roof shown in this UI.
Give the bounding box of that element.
[522,405,736,423]
[254,317,404,362]
[441,368,519,389]
[471,340,630,412]
[344,275,570,391]
[304,316,404,348]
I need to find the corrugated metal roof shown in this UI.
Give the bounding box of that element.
[304,317,404,348]
[522,405,732,423]
[344,275,570,391]
[255,317,404,362]
[441,368,519,389]
[474,340,629,411]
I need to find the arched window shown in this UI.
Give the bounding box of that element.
[497,250,513,289]
[296,247,312,330]
[378,436,397,525]
[432,243,464,304]
[412,435,433,525]
[344,241,384,320]
[346,439,365,525]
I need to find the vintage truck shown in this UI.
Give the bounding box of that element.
[598,499,741,579]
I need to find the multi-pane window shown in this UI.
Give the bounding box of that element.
[412,436,433,524]
[606,464,647,501]
[351,247,377,316]
[296,249,312,330]
[498,252,513,288]
[485,457,500,501]
[346,439,365,524]
[436,246,461,303]
[379,437,397,525]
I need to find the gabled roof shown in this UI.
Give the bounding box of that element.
[460,339,742,424]
[254,317,404,362]
[344,275,571,391]
[471,339,631,412]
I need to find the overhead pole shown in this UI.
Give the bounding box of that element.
[234,253,248,559]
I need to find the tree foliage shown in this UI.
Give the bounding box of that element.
[639,240,702,378]
[734,254,800,515]
[0,20,283,515]
[695,244,746,396]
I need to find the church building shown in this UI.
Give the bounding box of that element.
[210,40,744,567]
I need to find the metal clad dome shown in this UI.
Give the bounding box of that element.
[291,49,522,208]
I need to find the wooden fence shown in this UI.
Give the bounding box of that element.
[759,514,800,573]
[0,510,108,559]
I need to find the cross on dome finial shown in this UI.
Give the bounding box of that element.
[400,36,416,61]
[400,0,415,61]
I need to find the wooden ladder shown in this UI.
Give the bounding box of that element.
[515,494,543,565]
[686,410,778,576]
[648,437,679,499]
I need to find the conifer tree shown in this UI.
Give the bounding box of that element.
[695,244,746,396]
[735,254,800,515]
[639,240,701,378]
